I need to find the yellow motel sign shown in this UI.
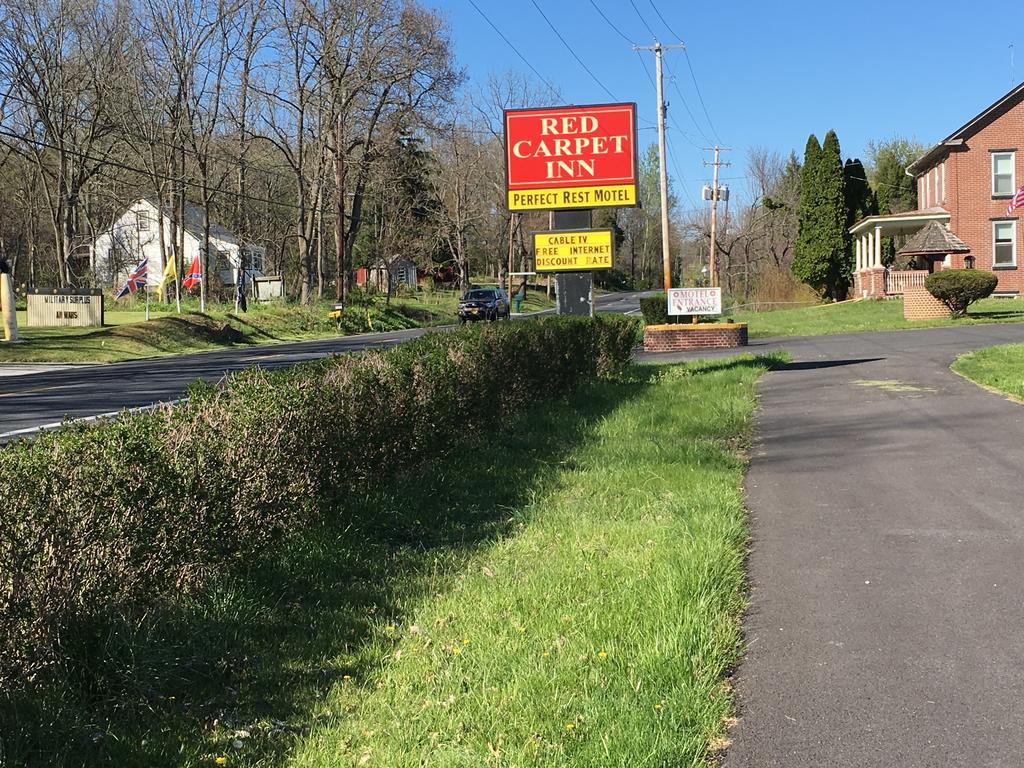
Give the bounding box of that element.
[533,229,614,272]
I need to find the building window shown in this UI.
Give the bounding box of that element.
[993,220,1016,267]
[941,161,946,202]
[993,152,1015,196]
[934,168,940,204]
[136,211,150,231]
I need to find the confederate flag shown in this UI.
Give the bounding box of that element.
[182,255,202,292]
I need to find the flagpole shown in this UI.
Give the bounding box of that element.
[199,248,206,313]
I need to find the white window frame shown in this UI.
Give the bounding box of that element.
[934,168,940,204]
[941,161,946,202]
[993,219,1017,268]
[136,210,150,231]
[992,151,1016,197]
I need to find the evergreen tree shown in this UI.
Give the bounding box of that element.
[843,158,878,225]
[792,131,852,300]
[792,135,826,293]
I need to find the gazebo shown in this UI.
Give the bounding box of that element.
[896,221,971,271]
[849,207,950,298]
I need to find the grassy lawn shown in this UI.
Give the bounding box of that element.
[0,289,554,364]
[952,344,1024,400]
[12,354,778,767]
[731,297,1024,339]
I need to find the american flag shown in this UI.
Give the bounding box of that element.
[1008,184,1024,215]
[182,255,202,292]
[114,258,148,299]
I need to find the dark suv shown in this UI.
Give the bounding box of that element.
[458,287,510,323]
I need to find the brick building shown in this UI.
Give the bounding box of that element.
[851,82,1024,298]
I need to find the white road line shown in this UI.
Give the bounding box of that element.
[0,398,184,441]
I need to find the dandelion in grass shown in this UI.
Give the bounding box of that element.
[542,651,550,657]
[597,651,608,659]
[564,723,575,731]
[343,675,352,681]
[452,646,462,655]
[214,758,227,766]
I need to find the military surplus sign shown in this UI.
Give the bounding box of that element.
[505,103,638,211]
[27,289,104,327]
[533,229,614,272]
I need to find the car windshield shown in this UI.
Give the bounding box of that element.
[463,290,495,301]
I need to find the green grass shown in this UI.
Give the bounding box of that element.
[731,297,1024,339]
[952,344,1024,400]
[0,289,553,364]
[7,354,779,767]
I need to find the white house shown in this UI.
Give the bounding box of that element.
[91,198,265,289]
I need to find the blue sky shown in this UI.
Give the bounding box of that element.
[427,0,1019,212]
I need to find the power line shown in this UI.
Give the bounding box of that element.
[465,0,560,96]
[663,57,713,145]
[683,49,722,144]
[665,131,700,211]
[529,0,618,102]
[634,49,656,89]
[587,0,635,45]
[641,1,721,144]
[627,0,659,40]
[647,0,683,41]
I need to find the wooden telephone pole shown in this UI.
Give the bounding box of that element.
[704,146,731,288]
[635,42,685,291]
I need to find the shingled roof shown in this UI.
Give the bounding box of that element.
[907,81,1024,175]
[897,221,971,255]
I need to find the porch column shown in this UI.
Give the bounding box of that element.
[866,231,874,270]
[855,237,862,272]
[874,226,882,268]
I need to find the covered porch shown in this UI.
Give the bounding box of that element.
[849,207,950,298]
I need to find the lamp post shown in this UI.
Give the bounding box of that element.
[964,254,976,269]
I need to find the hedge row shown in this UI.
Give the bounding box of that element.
[0,316,638,691]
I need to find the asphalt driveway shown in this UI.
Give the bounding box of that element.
[671,324,1024,767]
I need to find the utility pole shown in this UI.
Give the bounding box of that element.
[703,146,731,288]
[635,42,685,291]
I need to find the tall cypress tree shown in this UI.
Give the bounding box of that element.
[820,131,852,299]
[792,134,826,293]
[793,131,853,300]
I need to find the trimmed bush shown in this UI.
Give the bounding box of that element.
[924,269,998,316]
[0,316,637,693]
[639,293,673,325]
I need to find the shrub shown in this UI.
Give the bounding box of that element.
[924,269,997,316]
[639,293,672,325]
[0,316,638,693]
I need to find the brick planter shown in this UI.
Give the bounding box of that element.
[903,285,951,320]
[643,323,748,352]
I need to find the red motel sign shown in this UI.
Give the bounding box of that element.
[504,103,638,211]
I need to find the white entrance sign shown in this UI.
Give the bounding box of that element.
[27,290,105,327]
[667,287,722,316]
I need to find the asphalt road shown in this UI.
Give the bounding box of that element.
[673,324,1024,767]
[0,290,645,440]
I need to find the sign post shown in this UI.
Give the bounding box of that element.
[504,102,638,316]
[1,272,17,342]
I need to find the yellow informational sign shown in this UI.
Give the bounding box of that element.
[533,229,614,272]
[509,184,636,212]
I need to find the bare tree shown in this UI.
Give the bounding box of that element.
[0,0,131,286]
